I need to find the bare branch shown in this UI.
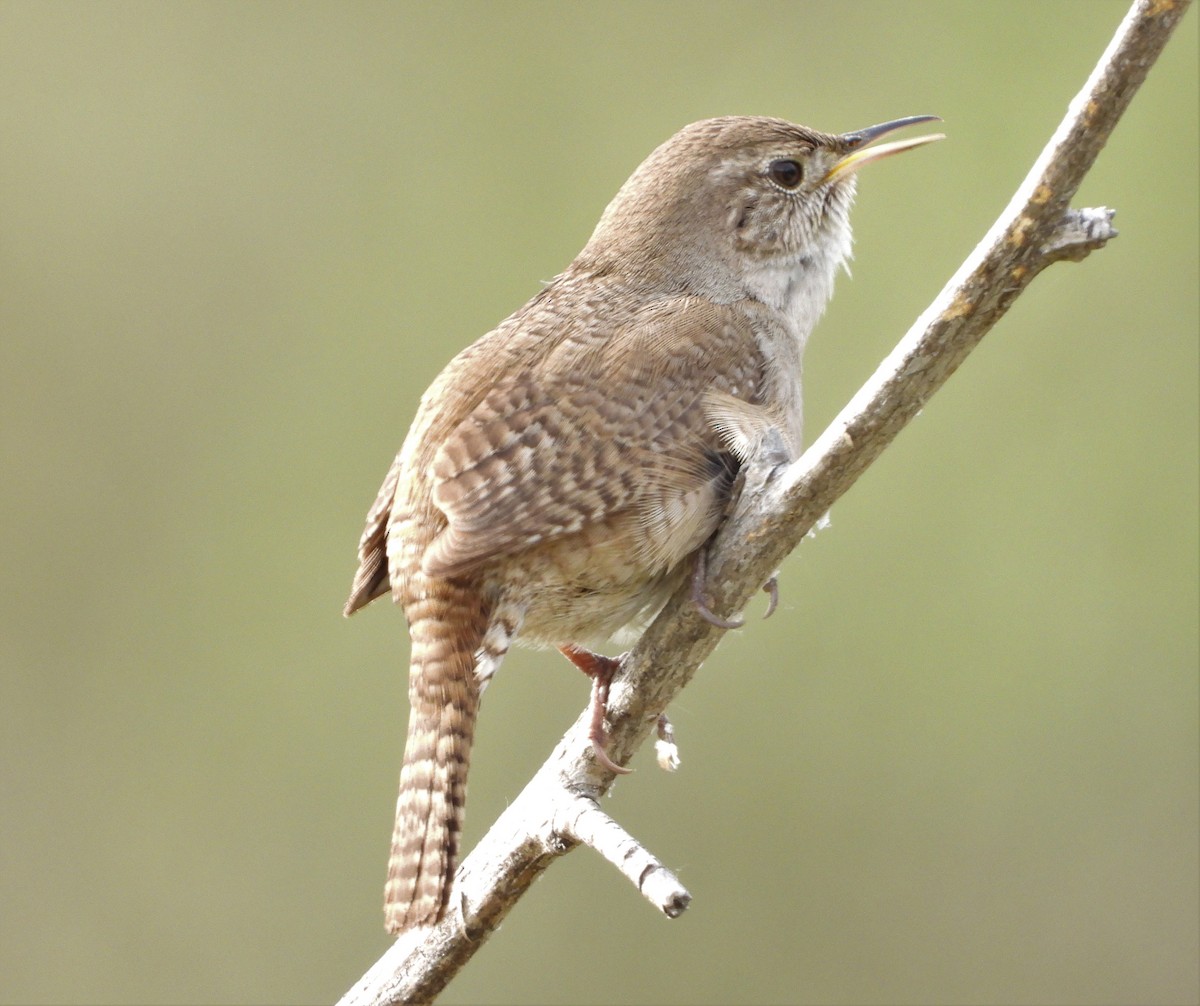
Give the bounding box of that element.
[338,2,1191,1002]
[555,793,692,918]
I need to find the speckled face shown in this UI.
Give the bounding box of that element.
[718,139,858,263]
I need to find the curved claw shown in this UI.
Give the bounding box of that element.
[588,670,633,775]
[591,733,632,775]
[690,549,745,629]
[762,576,779,619]
[693,595,745,630]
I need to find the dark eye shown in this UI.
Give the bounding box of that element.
[768,159,804,189]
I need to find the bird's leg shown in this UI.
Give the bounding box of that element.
[690,548,745,629]
[558,644,632,775]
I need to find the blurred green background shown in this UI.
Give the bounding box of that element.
[1,2,1196,1004]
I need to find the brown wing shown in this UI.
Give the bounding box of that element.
[421,297,766,579]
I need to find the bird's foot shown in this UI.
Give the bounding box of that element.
[691,551,781,628]
[558,644,632,775]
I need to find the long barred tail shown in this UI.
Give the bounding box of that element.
[384,583,490,934]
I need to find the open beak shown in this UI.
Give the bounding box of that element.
[821,115,944,184]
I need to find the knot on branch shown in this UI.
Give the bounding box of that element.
[1041,206,1118,263]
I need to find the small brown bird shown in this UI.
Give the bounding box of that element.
[345,114,942,934]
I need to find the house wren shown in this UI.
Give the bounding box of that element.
[345,115,942,934]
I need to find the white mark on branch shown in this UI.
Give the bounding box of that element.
[1041,206,1119,262]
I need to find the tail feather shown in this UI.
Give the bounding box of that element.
[384,585,488,934]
